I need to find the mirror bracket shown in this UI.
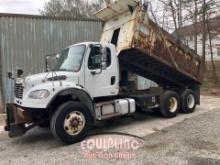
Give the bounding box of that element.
[7,72,14,80]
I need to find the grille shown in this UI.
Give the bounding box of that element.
[15,83,23,99]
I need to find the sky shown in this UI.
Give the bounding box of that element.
[0,0,49,15]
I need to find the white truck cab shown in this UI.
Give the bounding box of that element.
[15,43,119,109]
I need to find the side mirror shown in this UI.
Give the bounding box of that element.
[8,72,13,78]
[17,69,23,77]
[89,45,108,75]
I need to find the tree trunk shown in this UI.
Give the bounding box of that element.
[170,1,178,38]
[207,19,218,83]
[202,0,206,64]
[194,0,198,54]
[178,1,183,29]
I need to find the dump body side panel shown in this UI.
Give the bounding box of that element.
[131,11,204,83]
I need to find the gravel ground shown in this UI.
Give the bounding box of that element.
[137,109,220,165]
[0,96,220,165]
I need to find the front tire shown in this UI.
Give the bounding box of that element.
[50,101,92,144]
[160,91,180,118]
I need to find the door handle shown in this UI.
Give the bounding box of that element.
[91,68,102,75]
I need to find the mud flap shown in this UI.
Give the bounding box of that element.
[8,124,26,137]
[4,104,15,131]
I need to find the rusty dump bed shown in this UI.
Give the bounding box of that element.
[96,0,204,87]
[119,47,202,87]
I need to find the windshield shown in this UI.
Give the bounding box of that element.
[55,45,86,72]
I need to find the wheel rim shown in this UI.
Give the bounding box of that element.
[169,97,178,113]
[63,111,85,136]
[187,94,195,109]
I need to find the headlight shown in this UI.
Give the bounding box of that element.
[28,90,50,99]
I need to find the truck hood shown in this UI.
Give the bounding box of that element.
[14,71,83,108]
[23,71,79,90]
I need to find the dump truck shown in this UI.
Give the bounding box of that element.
[5,0,204,144]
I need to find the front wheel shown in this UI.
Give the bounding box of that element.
[160,91,180,118]
[50,101,92,144]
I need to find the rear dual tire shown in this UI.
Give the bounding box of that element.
[181,89,196,113]
[160,91,180,118]
[157,89,196,118]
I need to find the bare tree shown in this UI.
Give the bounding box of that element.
[40,0,63,17]
[157,0,185,39]
[193,0,198,54]
[201,0,207,63]
[207,18,218,83]
[40,0,112,18]
[182,0,199,53]
[204,0,219,83]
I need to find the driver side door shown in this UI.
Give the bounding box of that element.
[85,45,117,98]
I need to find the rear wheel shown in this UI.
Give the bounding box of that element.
[160,91,180,118]
[50,101,92,144]
[181,89,196,113]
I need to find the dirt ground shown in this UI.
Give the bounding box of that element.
[0,95,220,165]
[201,88,220,97]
